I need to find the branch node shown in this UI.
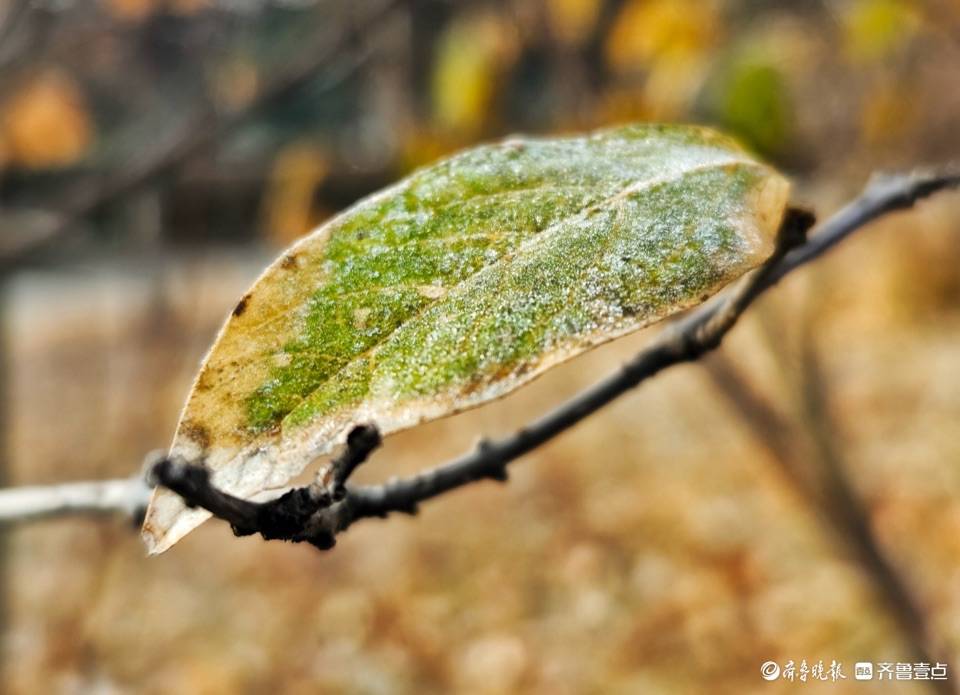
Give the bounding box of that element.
[309,533,337,551]
[255,487,322,539]
[149,457,210,509]
[486,466,509,483]
[141,449,169,483]
[320,423,382,502]
[476,437,495,453]
[780,207,816,250]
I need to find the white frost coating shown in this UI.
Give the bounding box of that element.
[142,124,789,554]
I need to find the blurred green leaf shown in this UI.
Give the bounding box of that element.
[702,49,792,160]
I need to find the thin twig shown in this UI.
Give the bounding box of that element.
[318,424,384,501]
[0,476,150,525]
[767,169,960,285]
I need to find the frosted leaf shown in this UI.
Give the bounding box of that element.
[142,123,789,553]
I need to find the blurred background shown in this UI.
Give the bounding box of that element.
[0,0,959,692]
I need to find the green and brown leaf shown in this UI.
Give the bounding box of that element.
[142,123,789,553]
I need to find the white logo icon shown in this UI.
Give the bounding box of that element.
[761,661,781,680]
[855,662,874,680]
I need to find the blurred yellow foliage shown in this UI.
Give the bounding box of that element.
[605,0,717,71]
[641,53,708,121]
[545,0,602,46]
[604,0,719,120]
[431,13,518,136]
[842,0,919,62]
[261,142,329,246]
[2,70,93,170]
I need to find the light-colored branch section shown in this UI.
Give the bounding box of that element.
[0,476,150,525]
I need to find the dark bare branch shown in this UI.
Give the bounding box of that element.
[767,169,960,286]
[149,424,381,549]
[0,168,953,541]
[143,167,959,549]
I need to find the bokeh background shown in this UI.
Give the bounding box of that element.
[0,0,959,692]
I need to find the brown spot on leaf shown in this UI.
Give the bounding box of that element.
[461,377,484,397]
[233,294,251,317]
[461,361,524,397]
[194,371,213,392]
[280,254,299,270]
[180,420,211,451]
[491,363,517,382]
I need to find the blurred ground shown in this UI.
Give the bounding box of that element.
[0,0,959,693]
[2,195,958,694]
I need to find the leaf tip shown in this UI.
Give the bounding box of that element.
[140,488,212,555]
